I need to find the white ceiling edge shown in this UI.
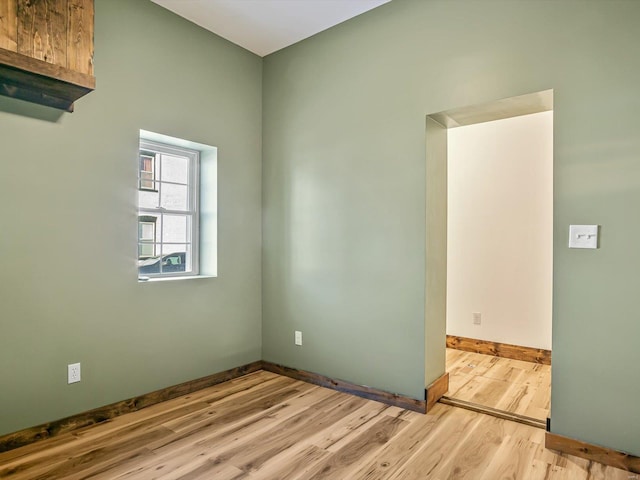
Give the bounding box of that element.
[150,0,391,57]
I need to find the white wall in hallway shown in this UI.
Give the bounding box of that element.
[446,111,553,350]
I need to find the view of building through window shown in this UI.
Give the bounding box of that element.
[137,140,199,279]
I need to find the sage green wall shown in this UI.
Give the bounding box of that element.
[0,0,262,436]
[263,0,640,455]
[425,117,447,388]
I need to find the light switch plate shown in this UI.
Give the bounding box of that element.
[569,225,599,249]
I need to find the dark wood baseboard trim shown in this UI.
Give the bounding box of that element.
[425,372,449,412]
[439,396,546,429]
[261,361,427,413]
[447,335,551,365]
[546,432,640,474]
[0,360,449,453]
[0,360,263,454]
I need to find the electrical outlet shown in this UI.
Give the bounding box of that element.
[294,330,302,346]
[68,363,81,384]
[473,312,481,325]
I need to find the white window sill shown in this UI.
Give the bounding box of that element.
[138,275,216,283]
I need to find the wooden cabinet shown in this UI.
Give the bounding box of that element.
[0,0,95,111]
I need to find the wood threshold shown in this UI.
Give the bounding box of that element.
[447,335,552,365]
[546,432,640,474]
[439,395,546,430]
[425,372,449,412]
[0,360,263,453]
[261,361,427,413]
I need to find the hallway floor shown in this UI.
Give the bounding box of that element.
[446,348,551,421]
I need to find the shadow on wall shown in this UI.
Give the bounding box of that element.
[0,96,65,123]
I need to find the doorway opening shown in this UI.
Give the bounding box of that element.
[426,90,553,426]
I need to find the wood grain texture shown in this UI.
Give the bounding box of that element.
[17,0,68,67]
[262,361,427,413]
[439,396,546,429]
[0,360,263,454]
[66,0,92,75]
[447,335,552,365]
[0,372,630,480]
[0,47,94,88]
[546,432,640,474]
[425,372,448,412]
[0,1,18,51]
[446,348,551,421]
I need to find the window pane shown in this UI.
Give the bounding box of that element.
[162,215,188,243]
[140,172,155,190]
[139,189,159,209]
[161,154,188,184]
[139,222,155,241]
[138,243,155,258]
[161,183,188,211]
[160,245,189,274]
[140,154,156,190]
[138,245,162,274]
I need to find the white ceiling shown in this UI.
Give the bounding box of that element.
[150,0,391,57]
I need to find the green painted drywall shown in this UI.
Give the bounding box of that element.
[0,0,262,436]
[262,0,640,455]
[425,117,447,387]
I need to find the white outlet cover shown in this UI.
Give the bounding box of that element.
[68,363,81,384]
[294,330,302,346]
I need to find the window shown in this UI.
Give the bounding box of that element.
[139,153,156,190]
[137,140,199,279]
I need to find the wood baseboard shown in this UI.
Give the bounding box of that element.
[447,335,551,365]
[261,361,427,413]
[1,359,446,453]
[0,360,263,454]
[425,372,449,412]
[546,432,640,474]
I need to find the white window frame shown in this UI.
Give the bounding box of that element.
[138,139,200,280]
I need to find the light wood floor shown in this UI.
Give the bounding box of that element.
[0,370,627,480]
[446,348,551,421]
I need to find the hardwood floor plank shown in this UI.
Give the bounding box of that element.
[385,407,485,480]
[446,348,551,421]
[3,428,172,480]
[222,395,369,473]
[477,433,539,480]
[314,402,390,452]
[0,370,629,480]
[116,387,339,479]
[245,445,329,480]
[351,407,451,480]
[161,378,305,434]
[303,414,408,480]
